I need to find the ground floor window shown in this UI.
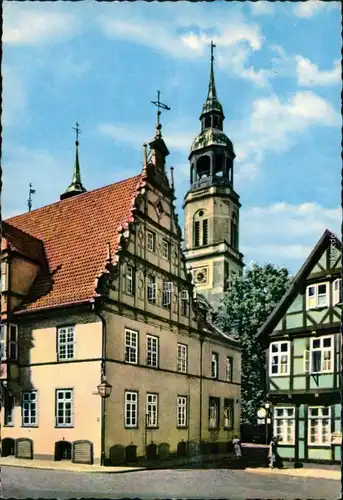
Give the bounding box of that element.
[273,407,295,444]
[308,406,331,445]
[55,389,73,427]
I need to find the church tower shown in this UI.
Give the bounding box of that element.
[183,42,244,309]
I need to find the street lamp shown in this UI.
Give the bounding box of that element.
[97,377,112,466]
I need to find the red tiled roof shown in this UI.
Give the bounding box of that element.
[6,174,144,312]
[2,221,46,266]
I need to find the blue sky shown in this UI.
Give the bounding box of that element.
[3,0,341,274]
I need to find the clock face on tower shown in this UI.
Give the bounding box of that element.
[193,267,209,285]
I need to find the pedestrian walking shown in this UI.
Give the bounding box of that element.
[268,436,278,469]
[232,435,242,459]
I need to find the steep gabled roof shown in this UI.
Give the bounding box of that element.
[6,174,145,312]
[256,229,342,342]
[2,221,46,266]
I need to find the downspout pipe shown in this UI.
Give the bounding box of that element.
[92,299,107,467]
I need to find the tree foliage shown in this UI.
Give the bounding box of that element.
[216,263,291,425]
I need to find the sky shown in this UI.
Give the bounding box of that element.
[3,0,341,275]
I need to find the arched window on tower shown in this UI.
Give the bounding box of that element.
[214,155,224,178]
[190,164,195,184]
[196,156,211,180]
[193,210,209,247]
[213,115,222,130]
[226,158,233,183]
[204,116,211,129]
[230,212,238,250]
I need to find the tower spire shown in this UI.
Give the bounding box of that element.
[60,122,87,200]
[208,40,217,100]
[200,40,224,122]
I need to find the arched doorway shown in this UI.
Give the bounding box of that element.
[54,440,72,461]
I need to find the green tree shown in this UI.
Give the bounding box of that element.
[216,263,290,425]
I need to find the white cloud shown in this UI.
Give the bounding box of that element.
[296,56,340,86]
[250,2,274,16]
[2,65,28,127]
[3,4,78,45]
[293,0,338,18]
[241,202,341,268]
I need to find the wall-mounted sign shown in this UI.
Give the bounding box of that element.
[331,432,342,444]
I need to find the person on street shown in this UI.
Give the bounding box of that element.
[268,436,278,469]
[232,435,242,459]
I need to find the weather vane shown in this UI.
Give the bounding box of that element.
[209,40,216,61]
[72,122,82,144]
[150,90,170,137]
[28,183,35,212]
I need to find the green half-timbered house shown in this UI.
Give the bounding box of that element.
[257,229,341,464]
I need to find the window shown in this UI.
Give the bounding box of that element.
[126,266,135,295]
[203,219,208,245]
[194,221,200,247]
[162,281,172,308]
[57,326,75,361]
[211,352,218,379]
[208,397,220,429]
[8,324,18,361]
[177,343,188,373]
[161,239,169,260]
[308,407,331,446]
[273,407,295,444]
[226,356,233,382]
[125,329,138,364]
[177,396,188,427]
[1,263,7,292]
[180,290,189,316]
[269,342,290,376]
[4,394,14,426]
[310,336,333,373]
[230,213,238,250]
[146,393,158,428]
[147,276,156,304]
[147,231,156,253]
[125,391,138,428]
[55,389,73,427]
[156,201,164,217]
[0,324,5,360]
[224,399,234,429]
[22,391,37,426]
[333,279,342,305]
[146,335,158,368]
[306,283,328,310]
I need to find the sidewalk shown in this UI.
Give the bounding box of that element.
[0,456,146,474]
[246,465,341,481]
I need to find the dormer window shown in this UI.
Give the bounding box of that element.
[156,201,164,217]
[306,283,328,310]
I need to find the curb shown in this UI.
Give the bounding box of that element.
[245,467,341,481]
[0,462,147,474]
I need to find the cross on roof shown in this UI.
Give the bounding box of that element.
[210,40,216,61]
[72,122,82,143]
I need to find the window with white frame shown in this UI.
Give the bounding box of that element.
[177,343,188,373]
[161,239,169,260]
[22,391,37,426]
[211,352,218,379]
[177,395,188,427]
[8,324,18,361]
[146,334,158,368]
[273,407,295,444]
[269,341,290,376]
[126,266,135,295]
[125,329,138,364]
[306,283,328,310]
[147,231,156,253]
[146,393,158,428]
[226,356,233,382]
[57,326,75,361]
[308,406,331,445]
[0,324,5,360]
[0,263,7,292]
[224,399,234,429]
[55,389,73,427]
[180,290,189,316]
[162,281,172,308]
[333,279,342,305]
[147,275,156,304]
[125,391,138,428]
[310,336,333,373]
[208,397,220,429]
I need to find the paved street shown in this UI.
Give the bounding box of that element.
[2,466,340,500]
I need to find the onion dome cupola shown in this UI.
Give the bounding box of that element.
[60,122,87,201]
[189,42,235,191]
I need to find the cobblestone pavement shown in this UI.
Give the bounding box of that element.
[1,466,341,499]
